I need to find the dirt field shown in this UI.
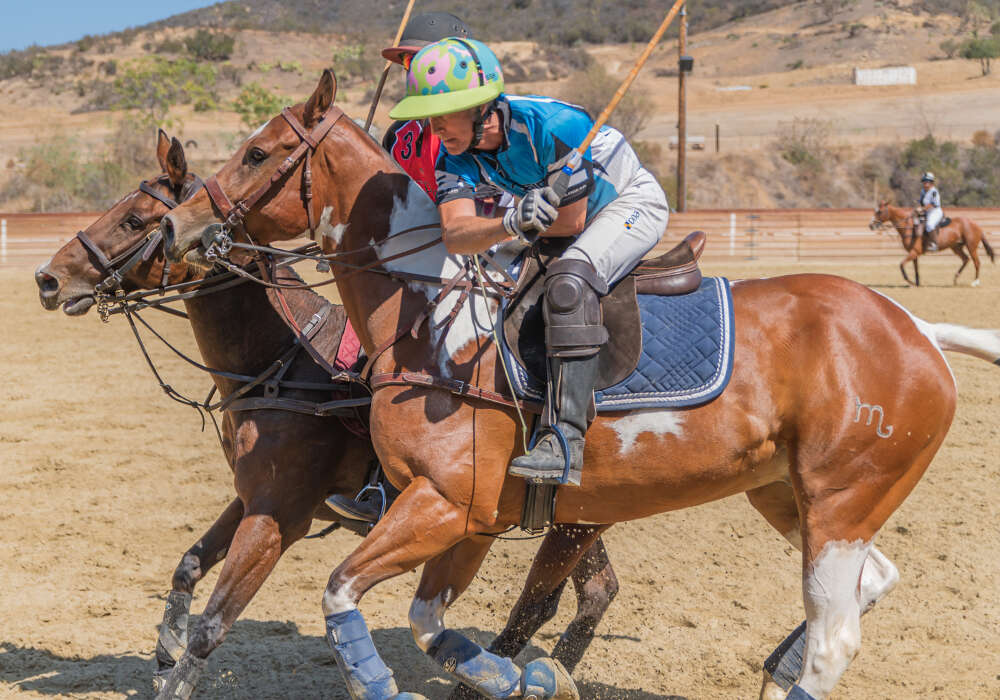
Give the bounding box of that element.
[1,255,998,699]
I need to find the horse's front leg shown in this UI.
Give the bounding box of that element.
[154,497,243,689]
[412,537,580,700]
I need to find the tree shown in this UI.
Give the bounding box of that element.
[961,36,1000,75]
[184,29,235,62]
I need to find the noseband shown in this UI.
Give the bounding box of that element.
[201,105,345,260]
[76,175,204,295]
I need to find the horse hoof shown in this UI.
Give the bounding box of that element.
[972,279,981,287]
[521,658,579,700]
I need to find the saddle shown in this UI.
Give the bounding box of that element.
[502,231,706,390]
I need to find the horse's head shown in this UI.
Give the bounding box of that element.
[163,70,389,267]
[36,130,201,315]
[869,199,891,231]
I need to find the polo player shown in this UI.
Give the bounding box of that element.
[390,38,670,484]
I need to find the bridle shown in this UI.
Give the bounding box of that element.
[200,105,345,261]
[77,174,204,296]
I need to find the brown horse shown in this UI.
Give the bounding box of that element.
[870,199,995,286]
[162,72,1000,700]
[36,131,621,700]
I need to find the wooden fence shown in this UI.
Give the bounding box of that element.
[5,208,1000,269]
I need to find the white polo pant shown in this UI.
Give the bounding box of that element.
[561,167,670,289]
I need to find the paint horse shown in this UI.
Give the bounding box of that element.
[870,200,995,286]
[162,71,1000,700]
[36,131,621,699]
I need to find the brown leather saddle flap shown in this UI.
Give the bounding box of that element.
[503,254,640,390]
[501,231,708,391]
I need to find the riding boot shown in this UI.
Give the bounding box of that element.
[325,466,399,529]
[924,229,938,252]
[509,259,608,486]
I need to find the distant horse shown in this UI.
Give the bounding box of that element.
[162,71,1000,700]
[36,131,620,700]
[870,200,995,286]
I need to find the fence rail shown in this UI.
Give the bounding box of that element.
[4,208,1000,269]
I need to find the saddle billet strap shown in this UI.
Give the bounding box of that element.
[370,372,542,413]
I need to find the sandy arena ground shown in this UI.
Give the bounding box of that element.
[1,256,998,699]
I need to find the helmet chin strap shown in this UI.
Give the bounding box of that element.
[469,101,498,151]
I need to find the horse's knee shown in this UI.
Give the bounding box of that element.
[409,591,450,653]
[576,564,618,619]
[171,552,203,594]
[322,574,363,617]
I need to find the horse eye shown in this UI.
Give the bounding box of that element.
[126,216,144,231]
[248,147,268,164]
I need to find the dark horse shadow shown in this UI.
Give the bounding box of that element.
[1,622,685,699]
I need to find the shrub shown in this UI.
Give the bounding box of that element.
[232,83,287,130]
[184,29,235,62]
[155,38,186,54]
[775,118,832,170]
[110,57,218,127]
[940,38,961,58]
[332,43,378,84]
[972,129,996,147]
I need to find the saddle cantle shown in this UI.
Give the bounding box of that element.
[502,231,708,391]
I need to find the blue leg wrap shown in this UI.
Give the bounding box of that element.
[763,621,806,691]
[325,609,398,700]
[428,629,521,698]
[786,684,817,700]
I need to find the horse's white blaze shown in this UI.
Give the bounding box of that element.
[322,576,360,616]
[799,538,871,699]
[931,323,1000,363]
[246,122,268,141]
[408,589,452,652]
[377,179,526,376]
[607,410,684,454]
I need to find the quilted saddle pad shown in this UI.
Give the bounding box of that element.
[501,277,735,411]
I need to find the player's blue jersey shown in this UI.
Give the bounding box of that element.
[919,186,941,208]
[435,94,643,225]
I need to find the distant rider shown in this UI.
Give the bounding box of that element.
[918,172,943,252]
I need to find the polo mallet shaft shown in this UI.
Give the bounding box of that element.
[364,0,418,132]
[552,0,686,199]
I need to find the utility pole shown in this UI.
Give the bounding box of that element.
[677,4,690,212]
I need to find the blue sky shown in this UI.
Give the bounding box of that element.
[0,1,219,52]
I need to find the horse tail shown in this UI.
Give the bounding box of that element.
[981,232,996,263]
[931,323,1000,366]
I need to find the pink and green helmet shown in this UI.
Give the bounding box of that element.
[389,38,504,120]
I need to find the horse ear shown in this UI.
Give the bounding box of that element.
[303,69,337,128]
[156,129,171,172]
[165,137,188,188]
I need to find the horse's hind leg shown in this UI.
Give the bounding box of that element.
[952,246,970,285]
[968,244,982,286]
[154,497,243,687]
[411,537,581,700]
[447,526,613,700]
[747,483,900,700]
[491,525,614,669]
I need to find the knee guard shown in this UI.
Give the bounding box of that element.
[543,259,608,358]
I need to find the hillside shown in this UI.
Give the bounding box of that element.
[1,0,999,212]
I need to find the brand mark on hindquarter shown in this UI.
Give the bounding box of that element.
[854,397,894,438]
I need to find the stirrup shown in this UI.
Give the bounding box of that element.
[508,426,580,486]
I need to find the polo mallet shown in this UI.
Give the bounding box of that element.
[364,0,418,132]
[551,0,686,199]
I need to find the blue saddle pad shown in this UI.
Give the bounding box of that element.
[501,277,735,411]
